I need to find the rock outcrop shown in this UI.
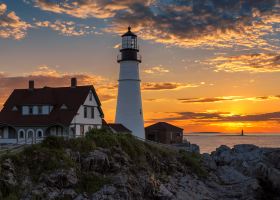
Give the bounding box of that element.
[0,134,279,200]
[207,144,280,199]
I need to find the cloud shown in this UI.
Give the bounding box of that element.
[0,66,116,107]
[30,0,280,49]
[0,3,7,15]
[143,66,170,74]
[32,0,153,19]
[108,0,280,50]
[35,20,96,36]
[142,82,199,91]
[162,111,280,123]
[205,53,280,73]
[178,95,280,103]
[0,3,32,40]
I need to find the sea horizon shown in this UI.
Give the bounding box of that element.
[184,134,280,153]
[184,132,280,136]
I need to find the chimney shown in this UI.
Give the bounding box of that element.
[71,77,77,88]
[29,80,34,90]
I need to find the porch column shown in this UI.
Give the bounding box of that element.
[16,131,19,144]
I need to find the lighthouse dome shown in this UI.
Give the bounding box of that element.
[122,26,137,37]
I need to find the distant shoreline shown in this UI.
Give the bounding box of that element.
[184,132,280,136]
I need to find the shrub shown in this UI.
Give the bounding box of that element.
[66,138,96,153]
[20,145,75,182]
[76,174,110,194]
[86,129,119,148]
[179,150,208,178]
[41,136,65,149]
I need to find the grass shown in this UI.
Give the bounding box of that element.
[179,150,208,178]
[0,129,208,199]
[76,173,110,194]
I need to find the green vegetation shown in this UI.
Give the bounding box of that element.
[179,150,208,178]
[77,174,110,194]
[0,128,207,199]
[0,182,19,200]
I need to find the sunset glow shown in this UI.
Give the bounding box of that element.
[1,0,280,133]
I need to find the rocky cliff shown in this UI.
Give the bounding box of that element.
[0,130,279,200]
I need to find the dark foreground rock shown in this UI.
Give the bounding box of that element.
[0,133,279,200]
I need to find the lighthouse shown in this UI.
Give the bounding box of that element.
[115,27,145,138]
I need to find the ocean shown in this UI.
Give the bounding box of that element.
[184,134,280,153]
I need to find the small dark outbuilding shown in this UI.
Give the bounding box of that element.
[145,122,184,144]
[108,123,132,134]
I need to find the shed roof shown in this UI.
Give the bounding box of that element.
[108,123,132,133]
[145,122,183,132]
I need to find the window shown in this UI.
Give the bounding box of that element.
[37,130,43,138]
[91,107,95,119]
[19,130,25,139]
[89,92,93,101]
[22,105,53,115]
[42,105,49,115]
[84,106,88,118]
[12,106,18,111]
[22,106,29,115]
[60,104,68,110]
[38,132,42,138]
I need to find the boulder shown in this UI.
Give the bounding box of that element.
[61,189,77,199]
[82,149,110,173]
[155,184,174,200]
[0,159,17,187]
[41,168,78,188]
[202,153,217,171]
[91,185,121,200]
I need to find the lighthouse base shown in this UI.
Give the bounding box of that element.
[115,80,145,138]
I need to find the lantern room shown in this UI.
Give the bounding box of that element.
[118,26,141,63]
[121,26,139,51]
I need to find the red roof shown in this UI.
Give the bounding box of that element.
[0,85,104,127]
[145,122,183,132]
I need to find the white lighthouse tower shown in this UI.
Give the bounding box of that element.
[115,27,145,138]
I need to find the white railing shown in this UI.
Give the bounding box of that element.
[0,133,191,157]
[0,135,69,157]
[0,143,27,157]
[133,135,180,151]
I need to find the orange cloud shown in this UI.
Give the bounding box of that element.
[142,82,200,91]
[143,66,170,74]
[29,0,280,49]
[178,95,280,103]
[32,0,153,19]
[35,20,96,36]
[206,53,280,73]
[0,3,31,40]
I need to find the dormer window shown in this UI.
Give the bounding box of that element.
[12,106,18,111]
[22,105,53,115]
[60,104,68,110]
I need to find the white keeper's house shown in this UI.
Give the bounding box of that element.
[0,78,104,144]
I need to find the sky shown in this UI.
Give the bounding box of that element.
[0,0,280,133]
